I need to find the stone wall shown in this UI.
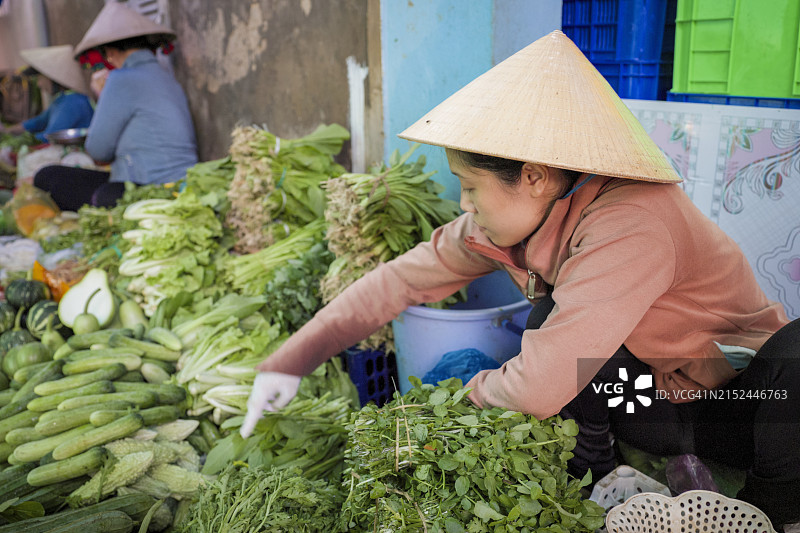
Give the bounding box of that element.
[42,0,378,167]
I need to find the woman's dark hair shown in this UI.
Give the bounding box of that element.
[446,149,582,198]
[101,34,170,53]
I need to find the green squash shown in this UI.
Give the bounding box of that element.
[5,279,50,310]
[0,308,35,356]
[27,300,68,340]
[2,342,51,380]
[0,302,15,334]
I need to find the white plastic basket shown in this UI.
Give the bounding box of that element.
[605,489,776,533]
[590,465,671,510]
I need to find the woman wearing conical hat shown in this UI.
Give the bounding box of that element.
[33,1,197,211]
[243,31,799,527]
[0,45,93,143]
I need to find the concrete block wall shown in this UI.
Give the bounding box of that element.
[380,0,562,201]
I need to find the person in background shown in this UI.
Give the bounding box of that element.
[33,1,197,211]
[241,31,800,530]
[0,45,93,143]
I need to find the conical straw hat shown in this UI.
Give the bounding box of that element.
[74,1,175,58]
[19,45,90,96]
[399,30,680,183]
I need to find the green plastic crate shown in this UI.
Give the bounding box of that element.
[672,0,800,98]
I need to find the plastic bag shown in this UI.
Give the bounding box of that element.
[4,182,59,237]
[665,453,720,495]
[31,260,84,302]
[422,348,501,386]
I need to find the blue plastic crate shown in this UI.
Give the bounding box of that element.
[563,0,676,100]
[562,0,593,54]
[344,347,398,408]
[562,0,672,62]
[667,92,800,109]
[596,60,662,100]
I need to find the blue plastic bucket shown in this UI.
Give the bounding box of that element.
[391,271,531,394]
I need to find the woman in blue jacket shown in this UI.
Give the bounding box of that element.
[0,45,93,143]
[33,2,197,211]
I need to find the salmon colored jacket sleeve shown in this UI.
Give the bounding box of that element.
[256,214,499,376]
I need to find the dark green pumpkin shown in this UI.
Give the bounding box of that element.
[5,279,50,310]
[0,302,15,334]
[27,300,68,339]
[0,308,35,356]
[0,328,35,357]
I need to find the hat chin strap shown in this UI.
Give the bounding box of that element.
[560,174,596,200]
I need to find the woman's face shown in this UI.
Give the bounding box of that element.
[36,76,53,94]
[102,47,125,69]
[449,157,559,248]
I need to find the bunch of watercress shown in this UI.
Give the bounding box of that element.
[341,378,606,533]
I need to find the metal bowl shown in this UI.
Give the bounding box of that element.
[45,128,88,146]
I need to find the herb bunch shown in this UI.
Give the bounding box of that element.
[262,241,334,334]
[175,464,345,533]
[320,145,460,350]
[225,123,349,254]
[342,378,606,533]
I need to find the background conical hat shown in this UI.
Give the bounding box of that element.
[74,1,175,58]
[399,30,680,183]
[19,45,90,95]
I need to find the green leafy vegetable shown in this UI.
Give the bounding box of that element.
[202,359,358,480]
[0,131,38,151]
[171,292,268,349]
[175,464,344,533]
[118,193,223,315]
[341,378,606,533]
[183,157,235,216]
[222,218,327,297]
[261,241,333,334]
[225,123,349,254]
[320,144,461,350]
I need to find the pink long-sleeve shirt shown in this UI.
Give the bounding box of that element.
[257,175,789,419]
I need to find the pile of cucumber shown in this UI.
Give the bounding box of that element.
[0,272,210,532]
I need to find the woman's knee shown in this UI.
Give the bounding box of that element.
[757,318,800,360]
[32,165,60,188]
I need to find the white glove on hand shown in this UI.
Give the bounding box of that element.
[240,372,302,439]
